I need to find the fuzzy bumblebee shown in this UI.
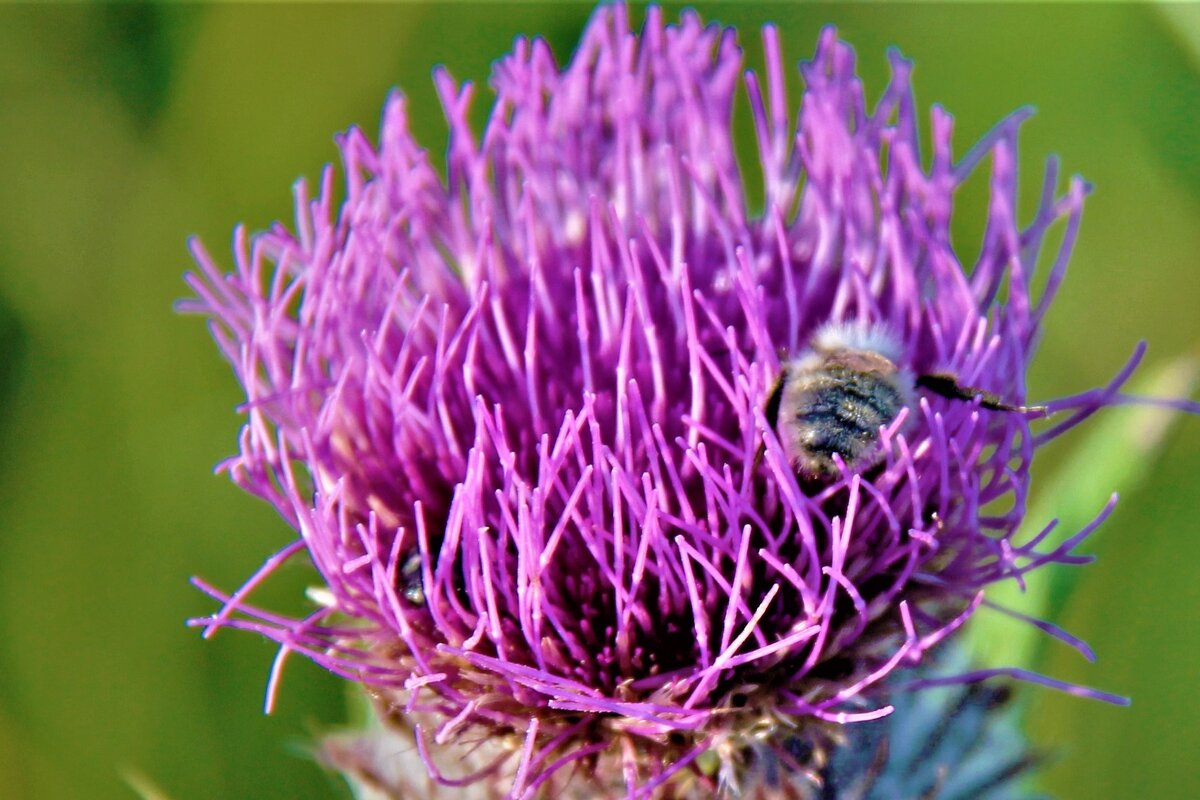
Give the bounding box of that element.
[768,324,915,479]
[768,323,1044,480]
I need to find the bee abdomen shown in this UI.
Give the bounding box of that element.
[777,365,907,477]
[794,399,886,464]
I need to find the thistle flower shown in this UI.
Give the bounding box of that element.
[185,5,1169,797]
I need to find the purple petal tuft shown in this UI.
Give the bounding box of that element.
[185,6,1165,797]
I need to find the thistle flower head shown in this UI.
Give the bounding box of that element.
[186,5,1149,797]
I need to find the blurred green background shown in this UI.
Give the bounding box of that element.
[0,3,1196,799]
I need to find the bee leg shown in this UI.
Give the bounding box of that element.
[763,374,786,429]
[753,373,787,469]
[916,373,1047,415]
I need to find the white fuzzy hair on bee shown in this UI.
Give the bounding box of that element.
[810,321,908,365]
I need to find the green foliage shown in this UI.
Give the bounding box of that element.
[967,357,1199,668]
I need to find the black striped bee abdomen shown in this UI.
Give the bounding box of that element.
[772,343,912,479]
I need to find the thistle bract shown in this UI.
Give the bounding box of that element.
[321,645,1041,800]
[186,5,1139,796]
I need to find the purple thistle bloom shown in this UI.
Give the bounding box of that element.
[184,5,1174,797]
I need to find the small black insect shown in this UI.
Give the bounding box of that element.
[400,549,426,605]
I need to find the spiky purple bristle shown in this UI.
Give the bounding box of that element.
[184,6,1145,796]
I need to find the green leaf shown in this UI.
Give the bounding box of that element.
[966,354,1200,669]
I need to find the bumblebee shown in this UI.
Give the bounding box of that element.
[766,323,1041,479]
